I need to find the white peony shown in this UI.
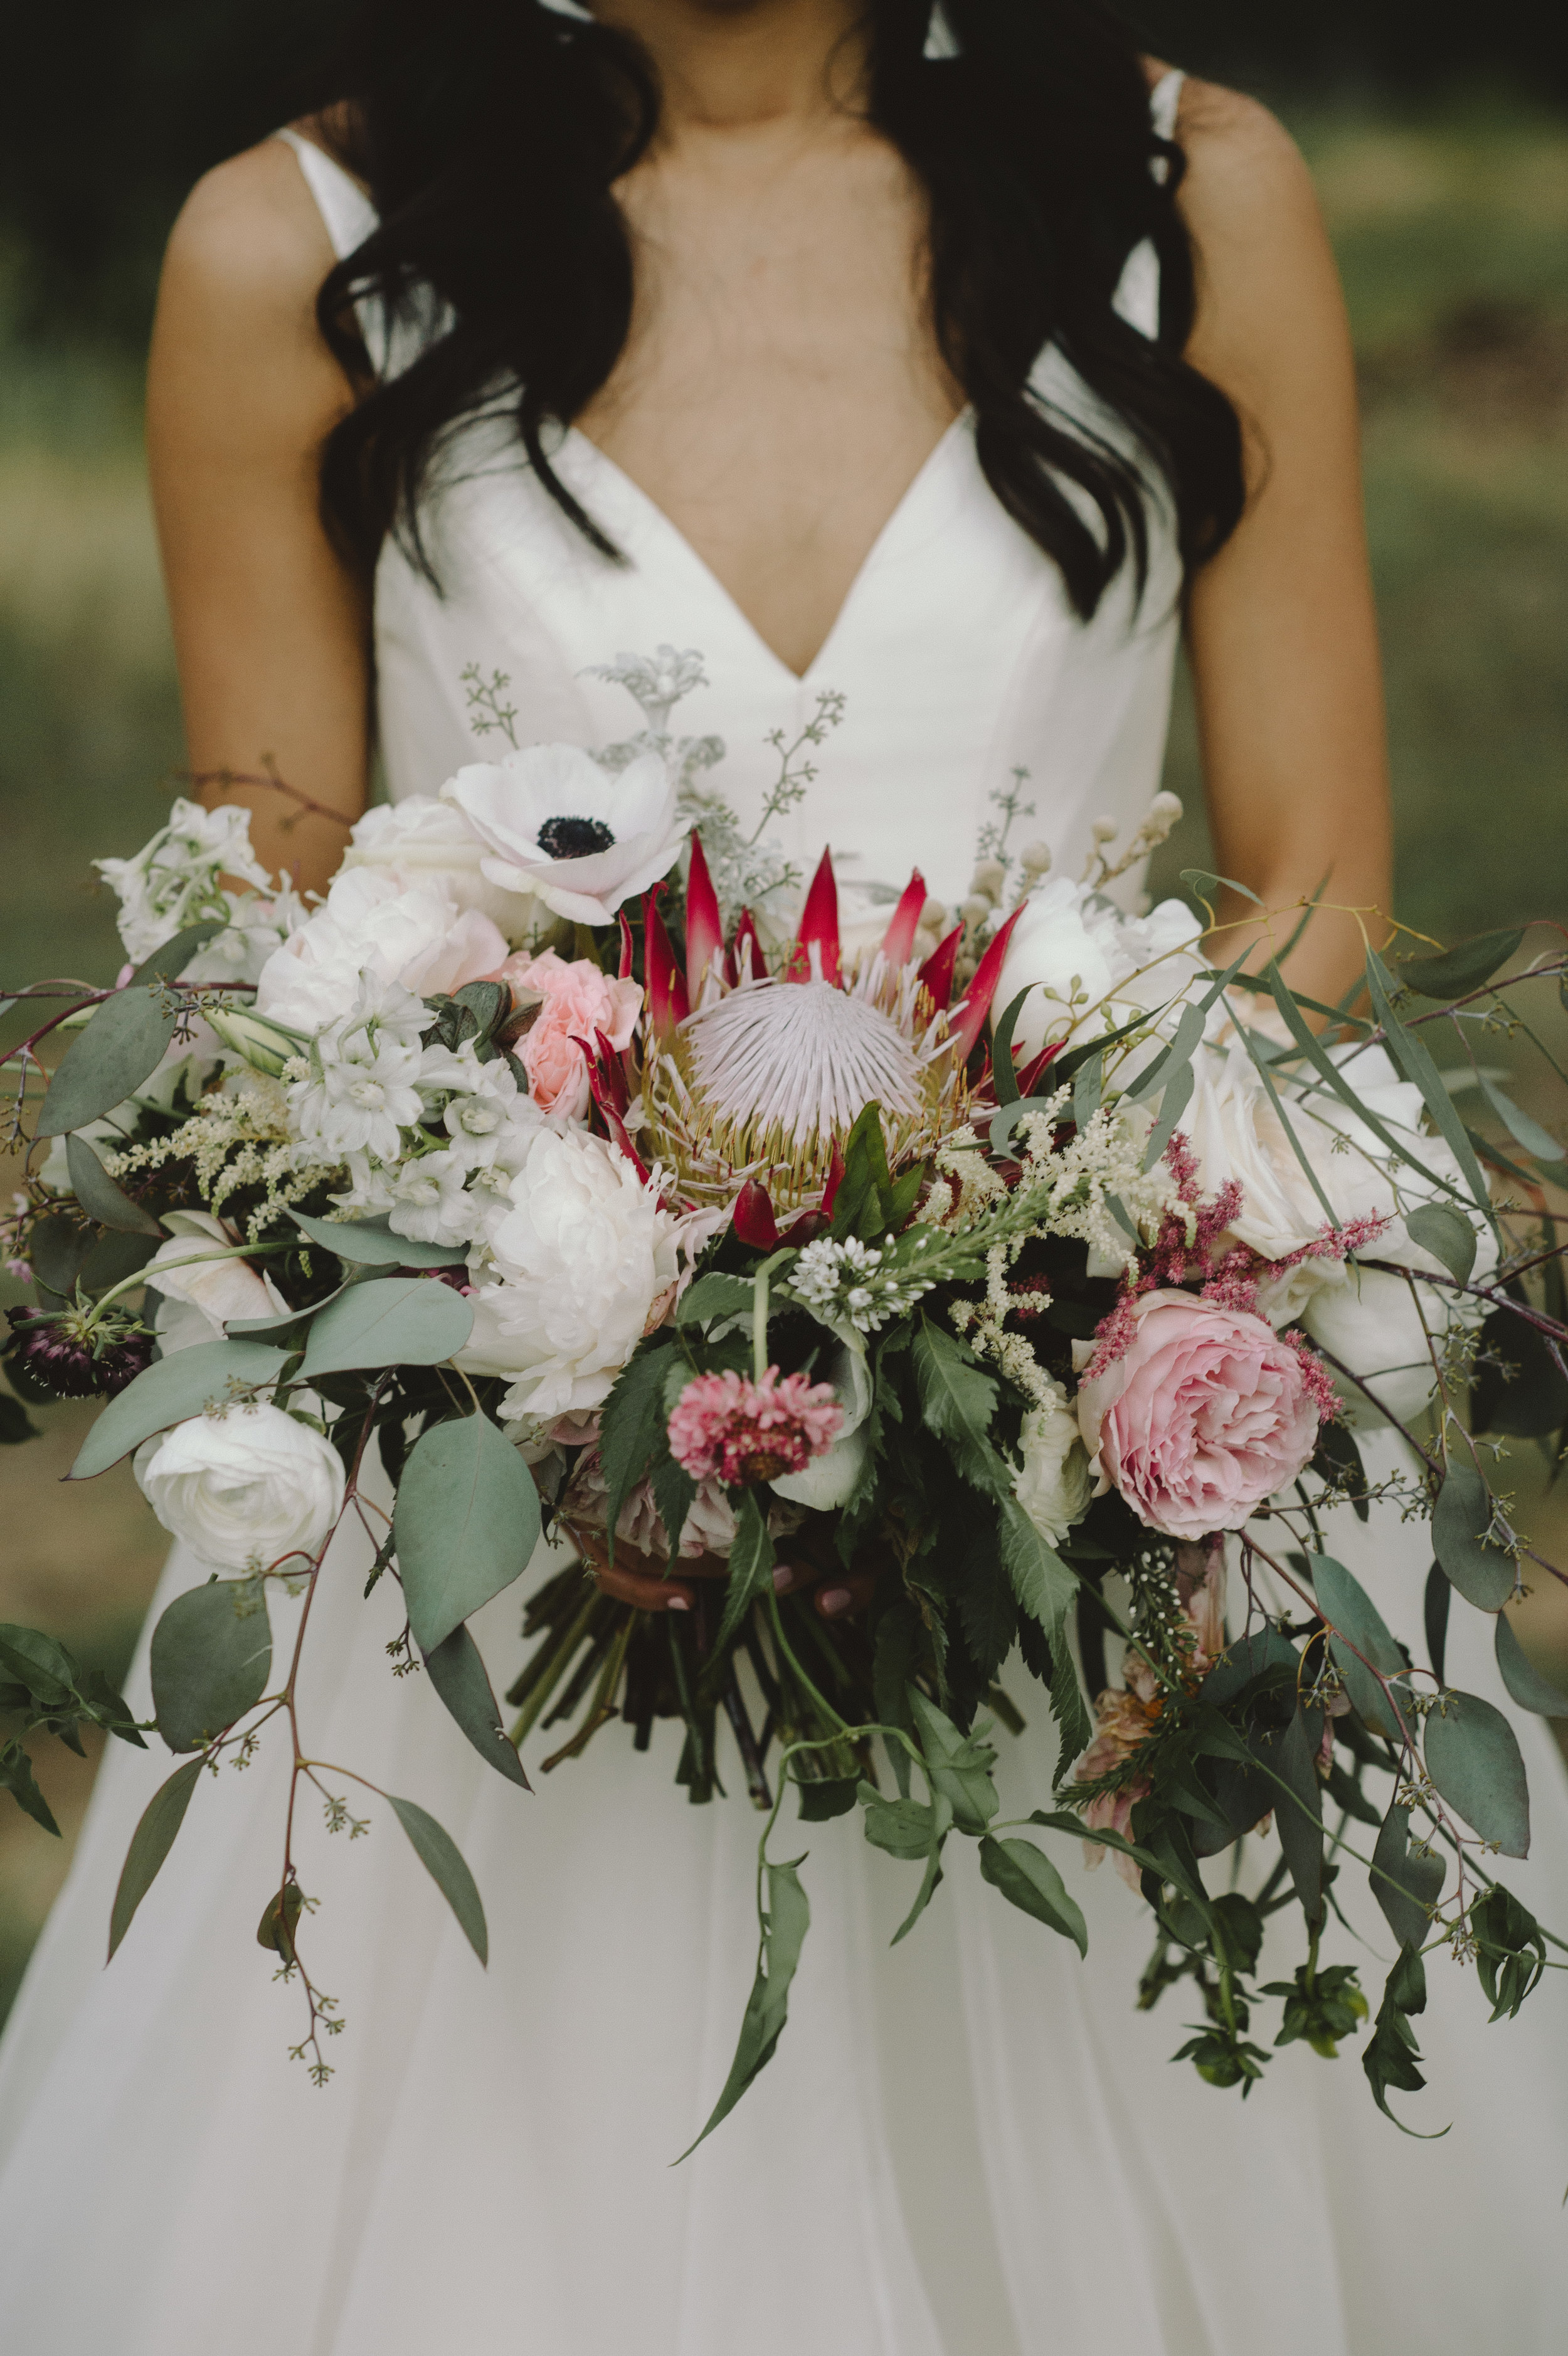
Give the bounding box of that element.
[145,1210,288,1352]
[458,1126,681,1419]
[255,868,509,1037]
[995,877,1205,1064]
[340,795,543,944]
[1014,1388,1093,1546]
[442,744,683,925]
[137,1401,346,1573]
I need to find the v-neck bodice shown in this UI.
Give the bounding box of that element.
[278,75,1185,916]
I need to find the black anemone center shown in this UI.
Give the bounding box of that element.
[536,814,615,861]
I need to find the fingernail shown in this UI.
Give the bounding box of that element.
[771,1565,794,1592]
[667,1595,691,1612]
[819,1587,853,1617]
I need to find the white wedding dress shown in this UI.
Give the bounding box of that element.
[3,76,1567,2352]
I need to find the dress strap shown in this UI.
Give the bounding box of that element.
[1148,67,1185,144]
[273,127,379,262]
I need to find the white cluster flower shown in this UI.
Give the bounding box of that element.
[789,1233,934,1335]
[1011,1096,1176,1271]
[94,797,308,985]
[289,978,428,1167]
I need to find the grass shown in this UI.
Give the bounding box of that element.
[2,95,1567,2020]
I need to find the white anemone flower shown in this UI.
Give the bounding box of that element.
[441,745,682,925]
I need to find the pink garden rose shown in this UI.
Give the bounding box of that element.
[1076,1290,1321,1542]
[492,949,642,1122]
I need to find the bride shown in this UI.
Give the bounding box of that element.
[3,1,1565,2348]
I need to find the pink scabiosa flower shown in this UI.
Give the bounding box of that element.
[667,1367,844,1488]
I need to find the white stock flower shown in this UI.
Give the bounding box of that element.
[145,1210,288,1351]
[95,798,272,964]
[458,1126,680,1419]
[289,978,427,1164]
[255,868,508,1036]
[442,745,682,925]
[1014,1388,1093,1546]
[341,795,542,943]
[995,878,1205,1064]
[386,1147,477,1246]
[137,1401,346,1573]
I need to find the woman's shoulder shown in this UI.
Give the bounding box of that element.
[162,134,341,332]
[1162,70,1322,243]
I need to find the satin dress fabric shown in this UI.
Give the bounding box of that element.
[3,75,1567,2352]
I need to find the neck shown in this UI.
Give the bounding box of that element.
[588,0,871,132]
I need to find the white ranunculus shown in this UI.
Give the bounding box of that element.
[1014,1389,1093,1545]
[458,1126,681,1419]
[995,878,1205,1064]
[1296,1265,1448,1430]
[95,798,272,964]
[145,1211,289,1352]
[255,868,509,1036]
[341,795,543,945]
[137,1401,346,1573]
[442,745,682,925]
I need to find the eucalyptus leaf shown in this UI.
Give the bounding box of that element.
[37,921,226,1137]
[1474,1073,1562,1165]
[389,1794,489,1962]
[299,1276,473,1377]
[1399,928,1523,1000]
[1263,1709,1325,1924]
[107,1757,204,1959]
[422,1623,532,1786]
[1494,1614,1568,1718]
[1432,1458,1515,1611]
[1201,1626,1300,1705]
[290,1210,467,1269]
[0,1623,77,1706]
[150,1579,272,1752]
[393,1413,541,1656]
[0,1741,60,1835]
[65,1133,164,1237]
[1310,1554,1409,1740]
[1424,1690,1530,1858]
[70,1339,290,1480]
[978,1833,1088,1956]
[1402,1202,1477,1286]
[1372,1802,1444,1949]
[679,1858,810,2157]
[1365,950,1496,1218]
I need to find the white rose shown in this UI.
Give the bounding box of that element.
[145,1210,289,1353]
[1299,1238,1492,1431]
[341,796,543,944]
[1014,1389,1093,1545]
[255,868,509,1036]
[995,878,1205,1064]
[458,1127,681,1419]
[137,1401,346,1573]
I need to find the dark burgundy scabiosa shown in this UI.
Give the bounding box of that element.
[6,1306,154,1399]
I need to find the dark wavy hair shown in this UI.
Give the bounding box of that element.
[307,0,1246,620]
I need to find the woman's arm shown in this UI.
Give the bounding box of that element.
[146,136,372,893]
[1174,85,1393,1002]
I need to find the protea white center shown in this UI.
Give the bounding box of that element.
[688,980,921,1142]
[645,965,966,1208]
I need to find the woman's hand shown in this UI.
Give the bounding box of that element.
[575,1524,875,1620]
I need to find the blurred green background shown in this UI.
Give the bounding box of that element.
[1,6,1566,2020]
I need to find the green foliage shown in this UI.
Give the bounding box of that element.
[36,919,225,1137]
[1403,1201,1478,1285]
[421,1625,532,1790]
[149,1578,272,1753]
[1432,1457,1517,1610]
[257,1881,305,1966]
[978,1833,1088,1956]
[289,1211,467,1270]
[393,1413,541,1657]
[1424,1689,1531,1857]
[1399,927,1525,999]
[388,1795,489,1964]
[598,1340,679,1549]
[108,1758,204,1961]
[69,1338,290,1480]
[910,1316,1004,1499]
[1365,947,1497,1216]
[1494,1612,1568,1717]
[1310,1554,1409,1740]
[1362,1948,1446,2135]
[298,1276,474,1379]
[1372,1801,1447,1952]
[1264,1963,1368,2056]
[65,1130,164,1236]
[710,1490,776,1657]
[0,1620,145,1833]
[680,1858,810,2158]
[1470,1882,1547,2020]
[907,1687,999,1836]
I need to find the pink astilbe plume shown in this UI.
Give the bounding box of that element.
[667,1367,843,1488]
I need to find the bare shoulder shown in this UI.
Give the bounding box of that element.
[161,137,337,334]
[1171,80,1326,263]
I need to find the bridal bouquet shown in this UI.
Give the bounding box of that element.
[3,647,1566,2132]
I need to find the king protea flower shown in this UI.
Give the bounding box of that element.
[633,840,1023,1209]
